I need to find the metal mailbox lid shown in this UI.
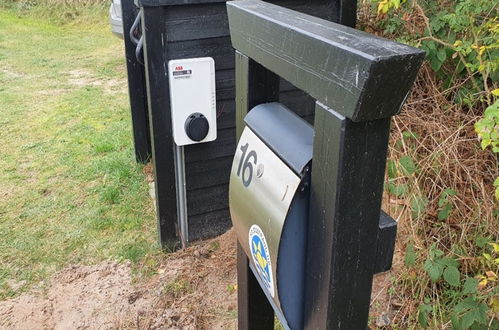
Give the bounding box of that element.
[245,102,313,176]
[229,127,301,306]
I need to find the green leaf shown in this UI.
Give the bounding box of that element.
[418,303,431,328]
[430,245,444,258]
[418,310,428,328]
[456,60,466,73]
[462,277,478,294]
[461,309,479,329]
[450,315,461,330]
[495,177,499,200]
[437,257,458,268]
[443,266,460,286]
[402,131,420,139]
[475,236,490,248]
[444,188,457,196]
[438,203,453,220]
[430,56,443,71]
[424,259,443,282]
[411,195,428,219]
[389,183,408,197]
[405,243,416,266]
[399,156,416,175]
[387,159,397,179]
[475,303,489,325]
[454,297,477,313]
[438,188,456,208]
[437,48,447,62]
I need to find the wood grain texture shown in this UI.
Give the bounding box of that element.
[138,0,226,8]
[140,0,347,245]
[227,0,425,121]
[188,208,232,240]
[141,7,179,248]
[304,102,391,329]
[163,3,229,42]
[185,156,232,191]
[237,242,275,330]
[374,211,398,274]
[234,50,278,330]
[122,0,151,163]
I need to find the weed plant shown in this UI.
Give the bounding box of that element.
[360,0,498,328]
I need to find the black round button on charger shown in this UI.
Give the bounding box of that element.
[184,113,209,142]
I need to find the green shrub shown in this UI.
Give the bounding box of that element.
[475,98,499,200]
[369,0,498,107]
[368,0,499,327]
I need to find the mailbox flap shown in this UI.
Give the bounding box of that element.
[245,102,313,176]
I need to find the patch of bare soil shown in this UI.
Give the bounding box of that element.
[67,69,125,94]
[127,229,238,330]
[0,260,140,329]
[0,230,237,330]
[0,68,28,79]
[0,227,395,329]
[370,249,403,328]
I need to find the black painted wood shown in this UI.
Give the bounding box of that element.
[235,51,278,330]
[235,52,280,140]
[185,128,236,162]
[140,0,346,247]
[187,184,229,216]
[227,0,425,121]
[138,0,226,7]
[304,102,391,329]
[237,242,275,330]
[167,37,235,71]
[226,1,424,328]
[335,0,357,27]
[164,3,229,42]
[121,0,151,163]
[374,211,398,274]
[189,208,231,240]
[141,7,179,249]
[185,156,232,191]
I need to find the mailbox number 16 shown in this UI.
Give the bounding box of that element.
[237,142,257,187]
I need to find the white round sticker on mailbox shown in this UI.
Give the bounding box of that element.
[248,224,275,297]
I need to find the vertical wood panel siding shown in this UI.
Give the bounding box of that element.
[158,0,336,241]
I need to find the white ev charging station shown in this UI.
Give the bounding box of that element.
[168,57,217,247]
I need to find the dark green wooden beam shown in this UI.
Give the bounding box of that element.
[227,0,425,122]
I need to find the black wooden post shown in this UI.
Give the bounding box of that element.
[141,7,179,249]
[335,0,357,27]
[235,51,280,140]
[237,243,275,329]
[227,1,425,328]
[235,51,279,330]
[121,0,151,163]
[304,103,391,328]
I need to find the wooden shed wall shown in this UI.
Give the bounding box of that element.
[157,0,338,241]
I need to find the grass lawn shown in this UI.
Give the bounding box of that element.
[0,9,157,299]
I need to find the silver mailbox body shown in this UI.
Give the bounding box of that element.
[229,102,313,329]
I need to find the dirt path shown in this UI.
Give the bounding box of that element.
[0,231,238,330]
[0,228,394,329]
